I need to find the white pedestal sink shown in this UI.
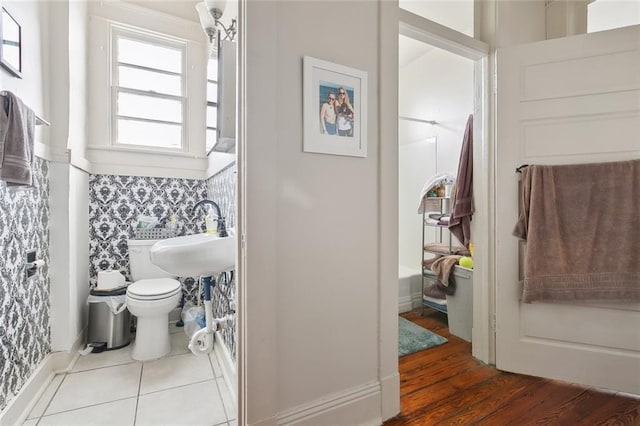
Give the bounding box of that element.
[149,230,236,277]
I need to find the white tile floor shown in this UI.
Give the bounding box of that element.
[24,324,236,426]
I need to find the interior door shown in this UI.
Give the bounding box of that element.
[495,25,640,393]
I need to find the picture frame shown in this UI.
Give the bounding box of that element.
[303,56,367,157]
[0,7,22,78]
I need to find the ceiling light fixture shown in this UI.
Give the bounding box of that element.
[196,0,237,44]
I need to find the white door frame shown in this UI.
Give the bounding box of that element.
[397,9,494,364]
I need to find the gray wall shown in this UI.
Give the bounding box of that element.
[243,2,393,423]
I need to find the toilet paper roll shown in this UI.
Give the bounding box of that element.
[27,259,46,270]
[97,270,126,290]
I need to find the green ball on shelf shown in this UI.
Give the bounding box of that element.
[459,256,474,269]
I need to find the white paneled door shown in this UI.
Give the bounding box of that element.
[495,25,640,394]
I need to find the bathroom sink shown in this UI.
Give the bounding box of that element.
[149,230,236,277]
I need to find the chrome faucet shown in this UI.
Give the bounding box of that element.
[192,199,228,237]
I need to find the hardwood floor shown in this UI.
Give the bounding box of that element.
[385,309,640,425]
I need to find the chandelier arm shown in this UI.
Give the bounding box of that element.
[216,19,236,41]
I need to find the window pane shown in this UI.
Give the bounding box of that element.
[118,119,182,149]
[588,0,640,33]
[207,105,217,128]
[208,57,218,81]
[207,82,218,102]
[119,66,182,96]
[206,128,217,151]
[118,92,182,123]
[118,37,182,73]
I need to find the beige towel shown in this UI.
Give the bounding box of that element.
[431,255,463,290]
[423,243,470,256]
[0,92,35,186]
[513,160,640,303]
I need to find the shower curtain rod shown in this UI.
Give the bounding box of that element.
[399,115,437,125]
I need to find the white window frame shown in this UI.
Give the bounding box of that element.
[206,55,218,153]
[110,26,188,153]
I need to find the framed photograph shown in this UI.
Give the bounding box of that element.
[0,7,22,78]
[303,56,367,157]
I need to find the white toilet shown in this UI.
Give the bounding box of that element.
[126,239,182,361]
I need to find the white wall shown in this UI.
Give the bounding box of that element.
[69,168,90,348]
[49,163,71,351]
[46,1,91,352]
[86,1,209,179]
[398,45,474,271]
[243,1,397,424]
[588,0,640,33]
[68,0,89,160]
[49,164,89,353]
[398,137,436,270]
[0,1,49,148]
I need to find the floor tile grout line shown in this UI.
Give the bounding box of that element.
[34,372,67,422]
[212,374,233,422]
[208,352,224,379]
[69,346,191,375]
[133,362,144,426]
[70,359,138,375]
[37,395,138,419]
[138,377,217,397]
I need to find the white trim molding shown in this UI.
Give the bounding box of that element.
[276,382,382,426]
[33,142,69,164]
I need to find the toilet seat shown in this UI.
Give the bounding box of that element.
[127,278,181,301]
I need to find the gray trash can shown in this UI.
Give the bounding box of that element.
[87,287,131,350]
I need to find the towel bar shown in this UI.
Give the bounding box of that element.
[0,91,49,126]
[34,115,49,126]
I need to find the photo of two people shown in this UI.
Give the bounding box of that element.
[319,83,354,137]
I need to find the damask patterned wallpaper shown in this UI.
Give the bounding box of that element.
[207,163,237,361]
[87,165,237,360]
[206,163,236,229]
[0,158,51,411]
[88,175,208,304]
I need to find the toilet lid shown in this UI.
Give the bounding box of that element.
[127,278,181,298]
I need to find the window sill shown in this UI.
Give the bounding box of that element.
[87,144,208,159]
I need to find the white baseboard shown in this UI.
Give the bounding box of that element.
[399,291,425,313]
[380,373,400,422]
[0,329,84,426]
[398,295,413,313]
[411,291,424,310]
[276,382,382,426]
[214,330,237,405]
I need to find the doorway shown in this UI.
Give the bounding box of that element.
[396,6,491,368]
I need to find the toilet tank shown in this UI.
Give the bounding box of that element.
[127,239,176,281]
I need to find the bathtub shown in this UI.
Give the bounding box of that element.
[398,265,422,313]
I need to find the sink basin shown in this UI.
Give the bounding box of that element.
[149,230,236,277]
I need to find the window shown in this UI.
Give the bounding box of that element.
[588,0,640,33]
[112,28,186,151]
[206,55,218,152]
